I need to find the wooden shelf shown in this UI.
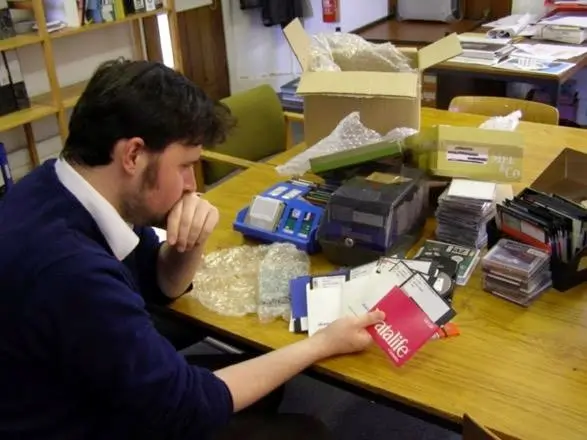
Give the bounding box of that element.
[50,9,168,40]
[61,81,88,108]
[0,0,181,172]
[0,103,57,132]
[1,79,89,132]
[0,33,42,52]
[34,80,89,109]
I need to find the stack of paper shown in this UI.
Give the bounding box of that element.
[486,12,534,38]
[288,258,457,366]
[435,179,497,249]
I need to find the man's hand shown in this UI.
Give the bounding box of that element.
[312,310,385,358]
[157,193,218,298]
[166,192,219,252]
[214,309,386,412]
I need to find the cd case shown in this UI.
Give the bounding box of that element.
[481,238,552,306]
[487,218,587,292]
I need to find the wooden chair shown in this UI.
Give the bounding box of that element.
[462,414,503,440]
[449,96,559,125]
[194,84,304,191]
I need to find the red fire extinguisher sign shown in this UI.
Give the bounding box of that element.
[322,0,338,23]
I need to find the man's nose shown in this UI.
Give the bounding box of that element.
[185,166,196,192]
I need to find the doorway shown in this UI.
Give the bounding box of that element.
[143,1,231,101]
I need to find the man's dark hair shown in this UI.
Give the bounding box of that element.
[62,58,235,166]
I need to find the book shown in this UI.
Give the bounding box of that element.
[346,260,413,317]
[3,50,29,110]
[0,55,17,116]
[415,239,481,286]
[289,275,310,333]
[459,40,516,61]
[0,0,15,39]
[0,142,13,197]
[289,269,352,334]
[291,257,458,366]
[306,283,342,337]
[368,286,439,367]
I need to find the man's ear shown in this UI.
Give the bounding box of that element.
[116,137,147,176]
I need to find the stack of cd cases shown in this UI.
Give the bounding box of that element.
[435,180,496,249]
[481,238,552,307]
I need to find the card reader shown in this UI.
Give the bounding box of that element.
[233,179,336,253]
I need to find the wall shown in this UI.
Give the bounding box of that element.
[0,26,134,179]
[3,0,388,178]
[221,0,389,93]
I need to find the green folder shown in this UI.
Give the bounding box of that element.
[309,139,404,175]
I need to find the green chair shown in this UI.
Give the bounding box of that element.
[199,84,303,188]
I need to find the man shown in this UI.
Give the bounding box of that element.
[0,59,384,439]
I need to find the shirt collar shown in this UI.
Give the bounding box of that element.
[54,158,139,260]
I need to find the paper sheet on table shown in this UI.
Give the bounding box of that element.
[485,14,539,28]
[487,13,534,38]
[515,43,587,60]
[519,24,539,37]
[459,33,512,45]
[539,14,587,28]
[495,56,575,74]
[449,55,499,66]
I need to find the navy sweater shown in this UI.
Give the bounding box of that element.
[0,160,233,439]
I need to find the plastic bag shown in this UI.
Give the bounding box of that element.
[308,32,414,73]
[478,110,522,132]
[191,243,309,322]
[276,112,418,176]
[191,245,267,317]
[257,243,309,323]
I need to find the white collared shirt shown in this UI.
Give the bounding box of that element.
[54,158,139,261]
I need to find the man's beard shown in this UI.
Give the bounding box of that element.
[120,157,169,227]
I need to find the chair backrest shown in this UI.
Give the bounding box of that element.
[462,414,503,440]
[448,96,559,125]
[204,84,286,185]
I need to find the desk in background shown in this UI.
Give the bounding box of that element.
[354,19,587,109]
[171,108,587,440]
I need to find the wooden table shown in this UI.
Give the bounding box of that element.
[355,19,587,107]
[171,109,587,440]
[430,33,587,108]
[355,19,483,46]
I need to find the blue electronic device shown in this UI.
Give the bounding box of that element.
[233,180,329,254]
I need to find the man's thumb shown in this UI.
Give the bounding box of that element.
[358,309,385,327]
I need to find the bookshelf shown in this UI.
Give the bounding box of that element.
[0,0,182,169]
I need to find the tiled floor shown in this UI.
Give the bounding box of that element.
[183,341,461,440]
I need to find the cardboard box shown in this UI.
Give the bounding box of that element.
[283,19,462,146]
[405,125,524,182]
[421,83,437,108]
[531,148,587,204]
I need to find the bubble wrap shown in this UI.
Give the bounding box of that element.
[479,110,522,132]
[191,243,309,322]
[276,112,418,176]
[308,32,414,73]
[191,245,268,317]
[257,243,310,323]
